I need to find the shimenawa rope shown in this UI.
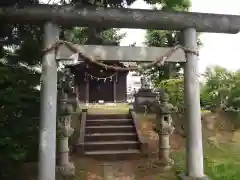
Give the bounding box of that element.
[42,40,199,71]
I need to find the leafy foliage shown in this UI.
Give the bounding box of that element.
[156,66,240,114]
[0,1,44,179]
[157,78,184,112]
[144,29,184,83]
[143,2,190,83]
[143,3,204,84]
[0,63,41,179]
[200,66,240,111]
[65,27,126,45]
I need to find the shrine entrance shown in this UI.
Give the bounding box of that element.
[5,4,239,180]
[89,78,114,103]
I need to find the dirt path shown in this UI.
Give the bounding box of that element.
[102,161,135,180]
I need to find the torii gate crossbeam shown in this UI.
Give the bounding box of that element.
[0,5,240,33]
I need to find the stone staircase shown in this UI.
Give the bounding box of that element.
[76,109,146,160]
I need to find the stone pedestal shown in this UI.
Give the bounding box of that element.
[58,115,75,176]
[134,88,158,113]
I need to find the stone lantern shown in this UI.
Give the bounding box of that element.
[154,92,177,169]
[57,68,75,177]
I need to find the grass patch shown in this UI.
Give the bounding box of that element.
[172,141,240,180]
[204,142,240,180]
[80,103,131,114]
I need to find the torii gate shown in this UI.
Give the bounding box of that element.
[1,4,240,180]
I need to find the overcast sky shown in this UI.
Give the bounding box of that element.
[120,0,240,73]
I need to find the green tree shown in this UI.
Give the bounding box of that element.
[143,3,204,85]
[225,71,240,110]
[200,65,240,112]
[0,0,44,179]
[200,66,234,110]
[65,27,125,45]
[157,78,184,112]
[143,2,190,84]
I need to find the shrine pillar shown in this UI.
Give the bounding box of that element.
[39,22,59,180]
[180,28,208,180]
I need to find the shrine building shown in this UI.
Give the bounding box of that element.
[67,60,129,103]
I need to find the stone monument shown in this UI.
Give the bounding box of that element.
[154,92,177,169]
[134,77,158,113]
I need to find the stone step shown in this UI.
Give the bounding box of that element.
[87,114,130,120]
[84,141,140,151]
[85,125,136,134]
[84,132,138,142]
[84,149,140,155]
[86,119,133,126]
[84,149,142,160]
[85,149,140,155]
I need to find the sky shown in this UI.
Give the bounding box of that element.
[120,0,240,73]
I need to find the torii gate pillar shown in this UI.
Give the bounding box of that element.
[180,28,207,179]
[39,22,59,180]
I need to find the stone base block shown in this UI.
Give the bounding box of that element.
[179,173,210,180]
[154,158,174,170]
[57,162,75,176]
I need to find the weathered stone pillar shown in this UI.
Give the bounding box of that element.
[154,93,176,169]
[180,28,208,179]
[39,22,59,180]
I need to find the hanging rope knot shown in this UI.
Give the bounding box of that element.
[182,46,199,56]
[42,40,78,55]
[159,56,166,65]
[42,40,62,55]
